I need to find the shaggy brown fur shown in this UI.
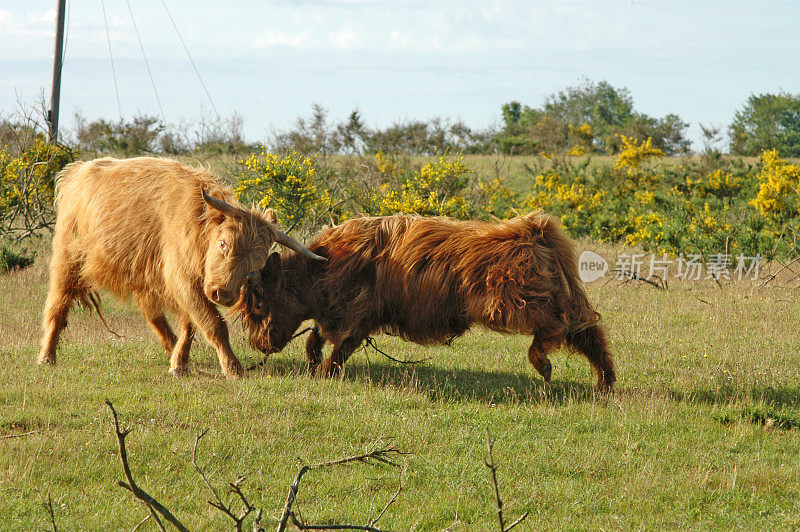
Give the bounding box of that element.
[38,156,321,378]
[240,213,616,389]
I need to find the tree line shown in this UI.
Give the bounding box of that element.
[34,79,798,158]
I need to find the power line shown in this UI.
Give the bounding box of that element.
[101,0,122,119]
[160,0,220,119]
[125,0,166,123]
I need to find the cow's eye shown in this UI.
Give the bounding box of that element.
[255,301,263,311]
[220,240,228,253]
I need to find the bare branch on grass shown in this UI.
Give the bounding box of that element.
[131,514,152,532]
[277,443,410,532]
[193,429,256,531]
[484,429,528,532]
[613,269,667,290]
[758,255,800,288]
[38,492,57,532]
[0,430,39,440]
[368,471,403,528]
[105,400,189,532]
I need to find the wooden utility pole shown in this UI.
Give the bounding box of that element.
[48,0,66,142]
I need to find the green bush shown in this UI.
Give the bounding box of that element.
[0,245,35,272]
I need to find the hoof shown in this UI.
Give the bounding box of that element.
[597,370,616,391]
[168,366,190,377]
[315,363,341,378]
[222,361,245,379]
[37,355,56,366]
[540,360,552,383]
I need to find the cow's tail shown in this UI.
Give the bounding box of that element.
[525,211,600,333]
[77,291,124,340]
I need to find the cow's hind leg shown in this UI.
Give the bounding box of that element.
[169,314,194,376]
[38,248,82,365]
[317,335,363,378]
[134,293,176,355]
[566,324,616,390]
[527,336,559,383]
[305,327,325,374]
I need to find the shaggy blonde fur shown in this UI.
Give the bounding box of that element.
[38,156,281,378]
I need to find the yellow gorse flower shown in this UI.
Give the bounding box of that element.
[614,136,664,170]
[750,149,800,219]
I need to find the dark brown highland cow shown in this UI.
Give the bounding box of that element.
[241,213,616,389]
[38,157,324,378]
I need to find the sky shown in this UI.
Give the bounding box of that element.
[1,0,799,149]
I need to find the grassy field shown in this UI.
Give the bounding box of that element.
[1,242,800,530]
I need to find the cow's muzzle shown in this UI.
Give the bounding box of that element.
[206,285,237,306]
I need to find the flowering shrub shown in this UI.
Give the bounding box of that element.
[750,150,800,220]
[231,142,798,261]
[614,136,664,171]
[1,136,73,240]
[379,156,473,218]
[234,150,323,231]
[518,141,799,259]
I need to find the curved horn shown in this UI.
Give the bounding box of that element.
[273,228,327,261]
[202,188,238,215]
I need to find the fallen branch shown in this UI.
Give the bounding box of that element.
[131,514,152,532]
[0,430,39,440]
[105,400,189,532]
[368,471,403,528]
[485,429,528,532]
[613,269,666,290]
[758,255,800,288]
[39,492,57,532]
[192,429,257,531]
[288,514,385,531]
[277,443,409,532]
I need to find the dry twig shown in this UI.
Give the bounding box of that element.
[758,255,800,288]
[105,400,189,532]
[39,492,57,532]
[614,269,667,290]
[193,429,257,531]
[0,430,39,440]
[277,443,409,532]
[484,429,528,532]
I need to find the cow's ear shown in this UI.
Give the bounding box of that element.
[264,251,281,273]
[202,188,238,217]
[264,208,278,224]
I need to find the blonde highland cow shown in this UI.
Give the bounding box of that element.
[38,157,324,378]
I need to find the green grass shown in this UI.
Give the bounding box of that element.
[2,245,800,530]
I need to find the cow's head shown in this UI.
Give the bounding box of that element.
[201,190,324,307]
[239,251,312,355]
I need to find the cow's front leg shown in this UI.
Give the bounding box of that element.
[528,337,556,383]
[316,335,364,377]
[305,327,325,374]
[178,289,244,379]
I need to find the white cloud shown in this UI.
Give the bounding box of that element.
[0,8,55,37]
[251,29,314,49]
[328,28,363,49]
